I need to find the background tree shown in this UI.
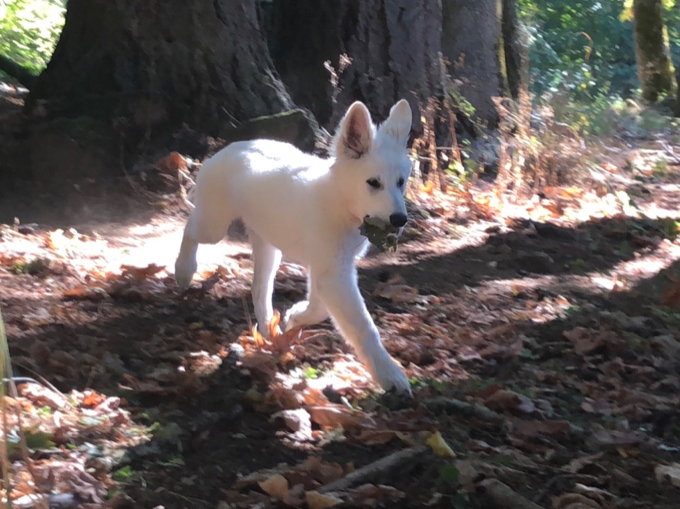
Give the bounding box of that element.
[26,0,302,156]
[441,0,502,127]
[266,0,444,135]
[502,0,524,99]
[632,0,675,102]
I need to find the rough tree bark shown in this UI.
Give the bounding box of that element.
[632,0,675,102]
[501,0,523,100]
[267,0,444,134]
[441,0,502,127]
[28,0,300,154]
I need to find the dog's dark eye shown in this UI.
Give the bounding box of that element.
[366,178,381,189]
[397,177,405,188]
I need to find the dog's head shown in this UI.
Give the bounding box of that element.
[331,99,413,229]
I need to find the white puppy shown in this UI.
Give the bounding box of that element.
[175,100,413,393]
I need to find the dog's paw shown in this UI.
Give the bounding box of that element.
[283,300,309,331]
[174,256,197,289]
[368,355,412,396]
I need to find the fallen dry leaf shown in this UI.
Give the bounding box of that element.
[661,281,680,311]
[62,283,109,301]
[120,263,165,280]
[18,382,68,410]
[301,456,345,485]
[426,431,457,458]
[120,374,171,395]
[373,274,428,304]
[654,463,680,487]
[482,387,536,414]
[154,151,187,175]
[272,408,313,441]
[82,390,106,408]
[306,490,343,509]
[552,492,601,509]
[563,327,615,355]
[258,473,289,498]
[240,351,279,381]
[306,405,376,431]
[562,453,605,474]
[345,484,406,506]
[586,427,645,449]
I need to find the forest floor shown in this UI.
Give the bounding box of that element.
[2,85,680,509]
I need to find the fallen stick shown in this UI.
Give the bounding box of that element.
[423,397,506,424]
[477,478,546,509]
[318,446,427,493]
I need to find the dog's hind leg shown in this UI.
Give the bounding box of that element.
[175,230,199,289]
[175,205,234,288]
[249,229,282,337]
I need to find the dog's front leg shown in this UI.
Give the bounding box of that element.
[313,264,411,394]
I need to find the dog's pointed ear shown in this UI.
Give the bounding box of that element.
[334,101,373,159]
[378,99,412,146]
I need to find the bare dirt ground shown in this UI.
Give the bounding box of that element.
[2,85,680,509]
[2,171,680,509]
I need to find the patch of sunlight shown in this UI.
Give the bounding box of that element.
[76,216,250,279]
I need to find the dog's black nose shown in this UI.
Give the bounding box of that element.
[389,213,408,227]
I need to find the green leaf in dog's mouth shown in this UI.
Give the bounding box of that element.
[359,216,401,253]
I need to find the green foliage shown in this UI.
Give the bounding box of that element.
[517,1,680,138]
[0,0,65,74]
[304,366,321,379]
[518,0,680,100]
[112,466,135,483]
[438,463,460,485]
[9,256,51,275]
[519,1,635,98]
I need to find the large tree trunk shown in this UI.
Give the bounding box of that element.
[267,0,444,135]
[632,0,675,102]
[27,0,298,155]
[441,0,502,127]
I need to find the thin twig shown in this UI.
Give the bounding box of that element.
[7,365,73,408]
[318,446,427,493]
[0,332,11,507]
[477,478,546,509]
[423,397,506,424]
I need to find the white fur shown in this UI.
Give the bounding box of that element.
[175,100,413,393]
